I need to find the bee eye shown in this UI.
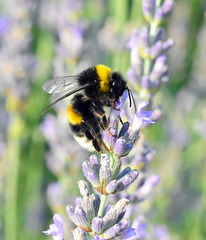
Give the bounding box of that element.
[112,81,115,86]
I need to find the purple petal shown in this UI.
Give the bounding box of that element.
[138,101,149,110]
[122,228,137,240]
[43,213,64,240]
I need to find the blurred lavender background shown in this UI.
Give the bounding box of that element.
[0,0,206,240]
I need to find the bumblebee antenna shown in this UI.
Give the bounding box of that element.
[41,83,92,115]
[127,89,132,108]
[127,88,137,113]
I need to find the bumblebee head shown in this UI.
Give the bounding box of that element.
[110,72,127,100]
[110,71,137,112]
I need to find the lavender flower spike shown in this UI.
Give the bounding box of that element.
[43,213,64,240]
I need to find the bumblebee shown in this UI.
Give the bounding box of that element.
[42,64,135,153]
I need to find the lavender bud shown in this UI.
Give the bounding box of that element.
[99,165,112,185]
[105,180,118,194]
[75,197,82,208]
[141,75,151,89]
[91,217,104,234]
[103,199,129,230]
[72,228,88,240]
[100,154,110,166]
[102,131,116,150]
[162,0,175,16]
[89,154,100,174]
[91,194,101,216]
[74,207,91,232]
[162,38,174,52]
[118,219,130,234]
[139,27,149,50]
[82,161,100,187]
[142,0,154,22]
[112,159,122,179]
[114,138,133,157]
[78,180,90,196]
[82,195,96,222]
[150,106,163,122]
[155,27,165,41]
[103,204,111,216]
[154,8,164,24]
[118,167,131,180]
[118,122,130,138]
[66,205,78,226]
[150,55,168,82]
[117,170,139,191]
[150,41,163,59]
[101,224,120,239]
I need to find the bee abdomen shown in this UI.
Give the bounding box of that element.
[66,104,83,125]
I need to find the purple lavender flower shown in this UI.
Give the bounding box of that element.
[43,213,64,240]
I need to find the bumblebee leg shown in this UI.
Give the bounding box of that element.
[92,139,103,153]
[100,115,108,130]
[85,130,94,140]
[91,102,105,117]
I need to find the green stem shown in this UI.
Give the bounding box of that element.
[98,195,108,217]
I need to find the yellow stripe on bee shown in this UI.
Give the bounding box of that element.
[66,104,83,125]
[95,64,111,93]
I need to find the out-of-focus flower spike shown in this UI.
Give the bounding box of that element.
[78,180,90,196]
[43,213,64,240]
[82,161,100,187]
[91,217,104,235]
[72,228,88,240]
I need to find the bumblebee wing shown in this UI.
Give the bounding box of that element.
[42,75,78,95]
[41,82,94,115]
